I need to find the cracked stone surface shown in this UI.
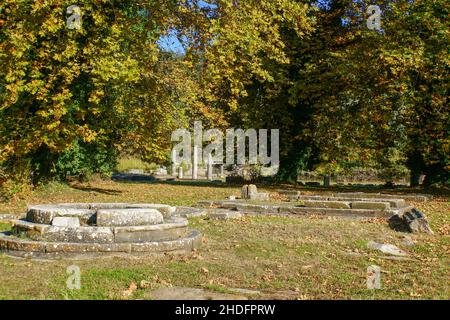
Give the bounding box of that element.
[367,241,408,256]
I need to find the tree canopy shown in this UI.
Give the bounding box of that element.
[0,0,448,187]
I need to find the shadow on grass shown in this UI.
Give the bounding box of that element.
[108,172,449,196]
[70,184,123,195]
[115,178,237,189]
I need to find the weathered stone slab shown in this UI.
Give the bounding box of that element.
[8,239,46,253]
[52,217,80,228]
[208,210,242,220]
[113,219,188,242]
[197,200,224,208]
[384,199,407,208]
[0,230,200,255]
[175,207,208,218]
[329,198,406,208]
[219,202,241,210]
[303,200,351,209]
[298,196,407,208]
[249,193,270,201]
[13,220,50,238]
[351,201,390,210]
[235,203,280,214]
[43,226,114,243]
[131,230,201,253]
[126,204,176,217]
[278,190,301,201]
[335,193,430,202]
[44,242,131,253]
[26,205,96,225]
[367,241,408,256]
[96,209,163,227]
[277,190,301,196]
[114,227,187,243]
[88,203,130,209]
[26,207,54,225]
[279,207,393,218]
[58,203,92,209]
[297,195,331,201]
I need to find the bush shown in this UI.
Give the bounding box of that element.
[54,140,118,181]
[116,157,159,173]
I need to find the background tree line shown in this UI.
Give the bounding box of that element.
[0,0,448,197]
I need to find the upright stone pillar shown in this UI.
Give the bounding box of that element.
[220,165,224,177]
[207,154,213,181]
[323,175,331,188]
[241,185,249,199]
[171,149,177,177]
[178,166,183,179]
[192,145,198,180]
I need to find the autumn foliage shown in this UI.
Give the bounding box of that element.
[0,0,448,191]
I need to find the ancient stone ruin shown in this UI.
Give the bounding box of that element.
[0,203,201,259]
[196,188,433,233]
[241,184,269,201]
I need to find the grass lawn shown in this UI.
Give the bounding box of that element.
[0,180,448,300]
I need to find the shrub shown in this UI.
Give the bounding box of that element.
[54,140,118,181]
[116,157,159,173]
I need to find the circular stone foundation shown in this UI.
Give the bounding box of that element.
[0,203,201,259]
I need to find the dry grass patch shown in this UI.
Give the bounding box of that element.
[0,181,448,300]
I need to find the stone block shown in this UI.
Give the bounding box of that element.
[96,209,163,227]
[303,200,351,209]
[13,220,50,237]
[114,227,187,243]
[113,220,188,242]
[248,184,258,195]
[43,226,114,243]
[175,207,208,218]
[235,203,279,214]
[88,203,130,209]
[279,207,392,218]
[367,241,408,256]
[386,199,407,208]
[404,209,433,234]
[249,193,269,201]
[26,205,96,225]
[5,237,46,253]
[52,217,80,228]
[197,200,220,208]
[351,202,390,210]
[208,210,242,220]
[126,204,176,218]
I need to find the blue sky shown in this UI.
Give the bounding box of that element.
[157,1,216,54]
